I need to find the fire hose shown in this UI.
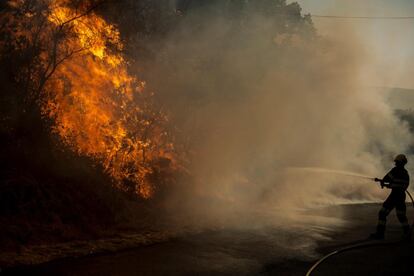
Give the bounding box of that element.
[305,178,414,276]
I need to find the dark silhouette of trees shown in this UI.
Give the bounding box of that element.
[0,0,130,250]
[0,1,108,106]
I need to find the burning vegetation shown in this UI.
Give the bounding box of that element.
[1,0,178,198]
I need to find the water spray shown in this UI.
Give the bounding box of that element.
[301,167,414,276]
[286,167,376,181]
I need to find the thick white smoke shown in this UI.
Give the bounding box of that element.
[137,5,413,232]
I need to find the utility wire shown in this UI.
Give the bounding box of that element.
[312,15,414,19]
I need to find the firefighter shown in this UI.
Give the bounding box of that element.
[370,154,410,240]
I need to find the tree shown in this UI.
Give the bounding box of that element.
[0,0,178,198]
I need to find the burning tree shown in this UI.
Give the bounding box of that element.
[0,0,178,198]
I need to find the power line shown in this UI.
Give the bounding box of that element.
[312,15,414,20]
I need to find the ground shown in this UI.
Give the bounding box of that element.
[3,203,414,275]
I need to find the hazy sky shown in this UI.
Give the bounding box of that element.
[296,0,414,89]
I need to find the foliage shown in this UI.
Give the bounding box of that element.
[0,0,178,198]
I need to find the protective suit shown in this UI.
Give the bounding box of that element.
[371,154,410,240]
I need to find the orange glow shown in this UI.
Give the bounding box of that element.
[39,1,176,198]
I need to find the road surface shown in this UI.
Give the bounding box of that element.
[4,203,414,275]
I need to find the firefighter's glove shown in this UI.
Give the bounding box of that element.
[374,178,385,189]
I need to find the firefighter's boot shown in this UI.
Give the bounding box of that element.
[402,225,411,241]
[370,225,385,240]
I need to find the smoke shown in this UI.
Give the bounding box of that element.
[134,4,412,232]
[299,0,414,89]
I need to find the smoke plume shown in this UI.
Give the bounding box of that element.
[133,4,413,232]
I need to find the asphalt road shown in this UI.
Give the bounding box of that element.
[4,203,414,276]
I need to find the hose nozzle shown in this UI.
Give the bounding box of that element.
[373,177,387,188]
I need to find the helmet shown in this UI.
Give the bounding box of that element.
[394,154,408,164]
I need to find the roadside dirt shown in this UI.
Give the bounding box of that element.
[3,203,413,275]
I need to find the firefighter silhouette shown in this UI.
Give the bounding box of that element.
[371,154,410,240]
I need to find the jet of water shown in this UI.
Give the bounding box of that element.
[286,167,376,180]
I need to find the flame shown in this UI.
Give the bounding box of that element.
[37,1,176,198]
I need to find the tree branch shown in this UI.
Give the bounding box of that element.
[60,0,106,27]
